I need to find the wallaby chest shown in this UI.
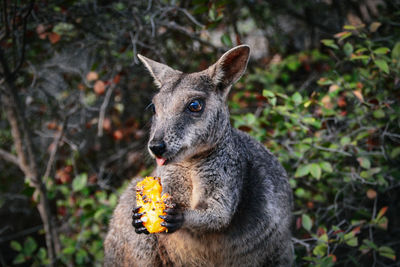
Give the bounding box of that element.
[157,163,199,209]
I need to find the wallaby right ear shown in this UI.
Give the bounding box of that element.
[209,45,250,97]
[138,55,180,88]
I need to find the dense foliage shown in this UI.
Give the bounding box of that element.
[1,1,399,266]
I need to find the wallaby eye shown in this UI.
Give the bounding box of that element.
[187,99,204,113]
[146,103,156,114]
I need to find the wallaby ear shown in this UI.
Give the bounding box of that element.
[209,45,250,96]
[137,54,180,88]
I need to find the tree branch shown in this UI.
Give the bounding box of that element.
[0,1,60,264]
[0,148,20,167]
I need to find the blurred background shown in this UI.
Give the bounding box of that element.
[0,0,399,266]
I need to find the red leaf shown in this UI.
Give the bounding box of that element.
[352,226,361,235]
[317,227,326,236]
[49,32,61,44]
[94,80,106,95]
[338,96,347,107]
[113,74,121,84]
[296,217,302,230]
[113,130,124,140]
[328,254,337,263]
[377,206,388,220]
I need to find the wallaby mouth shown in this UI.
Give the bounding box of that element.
[156,157,167,166]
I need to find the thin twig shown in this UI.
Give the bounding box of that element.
[292,237,311,251]
[130,31,139,64]
[177,8,204,28]
[98,83,116,137]
[160,21,220,51]
[11,0,35,77]
[43,117,69,180]
[312,144,352,156]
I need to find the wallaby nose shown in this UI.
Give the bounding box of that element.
[149,141,166,157]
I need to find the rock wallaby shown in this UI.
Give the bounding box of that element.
[104,45,293,266]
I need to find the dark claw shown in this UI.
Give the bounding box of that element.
[159,214,180,223]
[132,206,149,235]
[133,206,142,213]
[132,219,145,227]
[132,211,146,220]
[160,221,181,233]
[160,206,183,234]
[164,208,179,215]
[135,226,150,235]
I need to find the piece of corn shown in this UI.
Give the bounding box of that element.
[136,176,170,233]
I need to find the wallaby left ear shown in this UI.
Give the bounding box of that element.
[209,45,250,96]
[138,54,181,89]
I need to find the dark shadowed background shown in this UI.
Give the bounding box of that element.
[1,0,399,266]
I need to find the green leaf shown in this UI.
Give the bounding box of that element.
[109,194,118,207]
[369,22,381,32]
[344,25,356,30]
[292,92,302,105]
[320,162,333,173]
[310,163,322,179]
[355,47,368,54]
[94,208,106,220]
[13,254,26,264]
[373,109,385,119]
[363,239,378,250]
[73,173,88,192]
[343,42,353,57]
[357,157,371,169]
[270,97,277,106]
[319,233,328,243]
[351,55,370,60]
[37,247,47,260]
[295,164,310,178]
[302,214,312,231]
[378,246,396,261]
[340,136,351,146]
[76,249,88,264]
[245,113,256,125]
[390,147,400,159]
[295,188,305,198]
[321,39,338,50]
[23,237,37,255]
[262,90,274,98]
[313,243,327,257]
[10,241,22,251]
[53,22,75,36]
[338,32,352,41]
[373,47,390,55]
[62,246,76,255]
[391,42,400,60]
[220,33,232,47]
[374,59,389,74]
[208,5,216,21]
[344,232,358,247]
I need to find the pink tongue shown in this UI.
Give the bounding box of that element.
[156,157,166,166]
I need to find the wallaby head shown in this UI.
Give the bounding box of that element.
[138,45,250,166]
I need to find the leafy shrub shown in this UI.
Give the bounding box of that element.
[10,172,122,266]
[231,23,399,266]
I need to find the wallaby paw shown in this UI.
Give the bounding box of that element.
[159,205,183,233]
[132,206,150,235]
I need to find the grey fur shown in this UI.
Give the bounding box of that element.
[104,45,293,267]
